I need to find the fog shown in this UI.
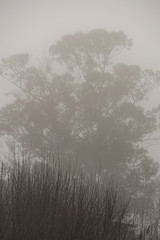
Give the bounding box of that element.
[0,0,160,66]
[0,0,160,106]
[1,1,160,238]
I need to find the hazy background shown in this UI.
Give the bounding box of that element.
[0,0,160,161]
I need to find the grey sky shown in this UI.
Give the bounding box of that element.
[0,0,160,104]
[0,0,159,105]
[0,0,160,65]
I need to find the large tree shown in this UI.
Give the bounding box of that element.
[0,30,160,195]
[49,29,160,169]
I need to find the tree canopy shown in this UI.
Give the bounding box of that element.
[0,29,160,201]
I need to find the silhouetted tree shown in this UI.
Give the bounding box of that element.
[0,29,160,202]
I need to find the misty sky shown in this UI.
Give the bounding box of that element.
[0,0,160,94]
[0,0,160,106]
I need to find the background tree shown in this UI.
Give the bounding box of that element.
[49,29,159,170]
[0,29,160,202]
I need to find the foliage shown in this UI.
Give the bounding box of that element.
[0,29,160,201]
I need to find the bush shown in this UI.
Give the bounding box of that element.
[0,157,139,240]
